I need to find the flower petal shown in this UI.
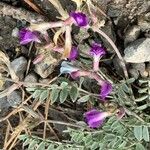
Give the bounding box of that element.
[90,42,106,57]
[84,109,108,128]
[100,81,112,100]
[70,12,88,27]
[60,61,79,74]
[19,28,40,45]
[68,47,78,61]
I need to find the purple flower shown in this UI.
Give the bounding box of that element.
[70,12,88,27]
[68,47,78,61]
[100,81,112,100]
[19,28,40,45]
[84,109,109,128]
[90,43,106,71]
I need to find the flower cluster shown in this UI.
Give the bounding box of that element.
[19,11,118,128]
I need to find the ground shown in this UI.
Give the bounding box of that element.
[0,0,149,150]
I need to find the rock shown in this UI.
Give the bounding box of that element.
[11,56,27,79]
[34,53,57,78]
[129,68,139,79]
[7,90,22,108]
[101,21,116,52]
[113,55,124,76]
[129,63,146,79]
[24,72,38,87]
[107,5,122,17]
[124,38,150,63]
[11,27,19,37]
[48,108,68,134]
[124,25,141,46]
[138,12,150,32]
[0,97,10,112]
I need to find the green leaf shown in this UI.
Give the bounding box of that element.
[70,86,79,102]
[23,138,31,147]
[135,95,148,102]
[56,145,64,150]
[118,141,127,148]
[90,142,99,150]
[28,140,37,149]
[126,78,135,84]
[47,144,55,150]
[136,143,145,150]
[77,95,90,103]
[32,90,42,99]
[79,77,84,87]
[40,90,49,101]
[59,88,68,103]
[36,142,45,150]
[104,134,116,141]
[138,88,148,93]
[121,84,130,93]
[50,88,60,104]
[137,104,148,110]
[143,126,149,142]
[83,134,93,145]
[60,82,68,88]
[18,134,28,141]
[134,126,143,141]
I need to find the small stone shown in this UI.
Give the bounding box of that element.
[39,78,51,84]
[0,97,10,112]
[48,108,68,134]
[130,63,146,78]
[107,5,122,17]
[124,38,150,63]
[11,56,27,79]
[24,72,38,87]
[101,21,116,52]
[7,90,22,108]
[129,68,139,79]
[34,54,57,78]
[124,25,141,46]
[138,13,150,32]
[11,27,19,37]
[113,55,124,76]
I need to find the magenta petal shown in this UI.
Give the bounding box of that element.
[70,12,88,27]
[100,81,112,100]
[70,71,79,79]
[69,47,78,61]
[84,109,108,128]
[90,43,106,57]
[19,28,40,45]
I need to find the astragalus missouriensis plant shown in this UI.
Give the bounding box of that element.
[1,0,150,150]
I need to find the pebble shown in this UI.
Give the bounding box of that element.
[34,54,57,78]
[129,63,146,79]
[0,97,10,112]
[124,38,150,63]
[11,27,19,37]
[11,56,27,79]
[24,72,38,87]
[101,21,116,52]
[7,90,22,108]
[124,25,141,46]
[138,13,150,32]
